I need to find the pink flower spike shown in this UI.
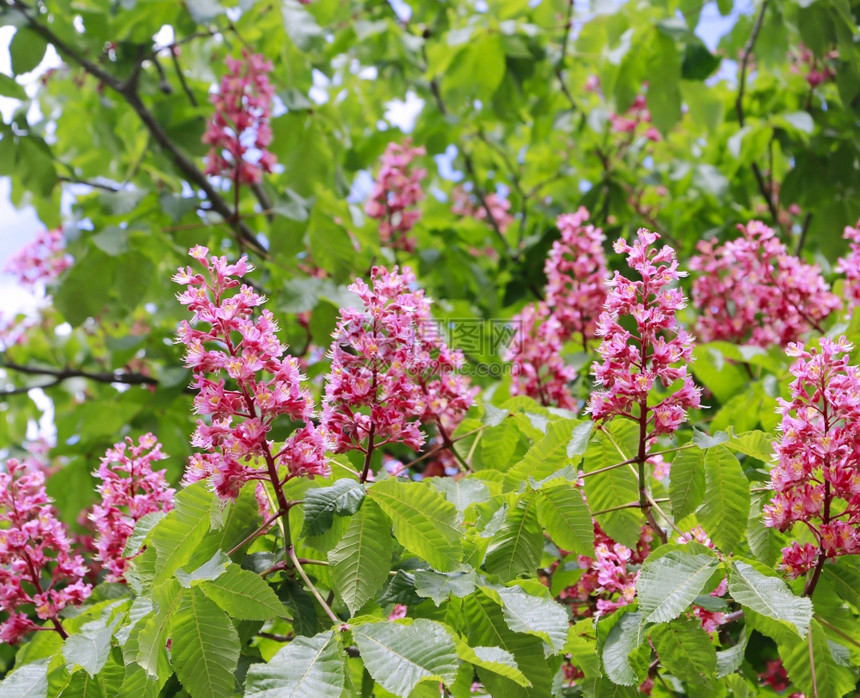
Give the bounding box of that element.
[588,229,701,436]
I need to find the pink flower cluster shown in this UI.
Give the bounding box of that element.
[505,303,576,409]
[560,524,652,616]
[791,43,837,88]
[174,246,328,499]
[91,434,174,582]
[321,266,475,455]
[203,50,276,185]
[690,221,839,347]
[837,219,860,313]
[763,337,860,578]
[0,460,91,644]
[506,208,609,408]
[609,93,660,142]
[544,207,608,344]
[3,228,71,290]
[365,140,427,252]
[451,187,514,233]
[589,230,701,435]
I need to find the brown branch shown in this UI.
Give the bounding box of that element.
[735,0,782,233]
[1,360,159,389]
[553,0,578,112]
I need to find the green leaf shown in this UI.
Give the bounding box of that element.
[63,617,115,677]
[170,588,240,698]
[10,28,47,75]
[781,620,856,698]
[489,585,568,652]
[716,628,748,678]
[460,594,555,697]
[484,493,543,580]
[454,639,531,688]
[134,581,183,681]
[637,550,719,623]
[602,611,648,686]
[281,0,324,51]
[697,446,749,552]
[503,419,583,491]
[302,479,365,536]
[200,563,284,620]
[244,630,345,698]
[413,568,478,606]
[151,482,213,584]
[725,430,775,463]
[583,426,641,548]
[123,512,166,557]
[650,617,716,683]
[535,481,593,556]
[352,619,459,697]
[681,41,721,80]
[728,561,812,636]
[445,33,506,101]
[368,479,463,572]
[429,478,490,516]
[582,677,641,697]
[54,249,116,327]
[278,581,321,637]
[0,73,26,99]
[0,659,49,698]
[60,651,124,697]
[176,551,229,588]
[668,446,705,520]
[647,33,682,135]
[328,499,392,615]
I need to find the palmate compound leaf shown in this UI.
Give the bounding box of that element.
[244,630,345,698]
[301,479,365,536]
[727,560,812,637]
[328,499,393,616]
[637,550,719,623]
[352,619,460,697]
[169,587,240,698]
[368,478,463,571]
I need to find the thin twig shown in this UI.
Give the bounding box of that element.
[735,0,782,233]
[289,547,339,625]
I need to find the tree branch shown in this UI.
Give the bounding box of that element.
[1,360,159,388]
[8,0,267,256]
[735,0,782,233]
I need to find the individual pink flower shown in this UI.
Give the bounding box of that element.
[91,434,175,582]
[588,229,701,436]
[759,659,790,692]
[4,229,71,289]
[321,266,475,470]
[365,140,427,252]
[451,187,514,233]
[837,219,860,312]
[559,524,652,617]
[387,603,407,621]
[690,221,839,347]
[0,459,91,643]
[203,50,277,185]
[763,337,860,587]
[506,302,576,409]
[609,93,660,141]
[174,246,328,499]
[544,207,608,347]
